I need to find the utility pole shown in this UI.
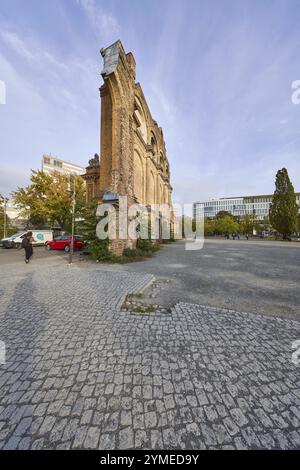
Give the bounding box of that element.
[68,177,76,265]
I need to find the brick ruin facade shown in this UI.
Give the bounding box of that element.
[84,40,173,256]
[83,154,101,201]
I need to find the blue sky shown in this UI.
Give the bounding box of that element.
[0,0,299,204]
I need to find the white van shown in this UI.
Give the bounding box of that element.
[0,230,53,249]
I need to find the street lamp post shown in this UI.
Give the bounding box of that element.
[68,177,76,265]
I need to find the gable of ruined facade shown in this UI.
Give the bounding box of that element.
[99,40,172,207]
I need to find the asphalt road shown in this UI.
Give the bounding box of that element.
[118,239,300,320]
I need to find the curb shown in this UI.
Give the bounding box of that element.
[116,274,156,311]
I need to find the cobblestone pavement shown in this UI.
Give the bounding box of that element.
[0,261,300,450]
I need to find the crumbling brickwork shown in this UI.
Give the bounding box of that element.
[83,154,101,201]
[87,40,173,255]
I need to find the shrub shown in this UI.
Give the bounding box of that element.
[121,240,160,261]
[136,239,159,253]
[88,238,112,261]
[123,248,139,257]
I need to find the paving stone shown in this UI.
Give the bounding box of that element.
[135,430,149,448]
[72,426,88,449]
[213,424,232,445]
[0,262,299,450]
[38,416,56,436]
[230,408,248,427]
[223,417,240,437]
[14,417,32,436]
[151,430,163,449]
[144,411,157,429]
[200,423,217,446]
[120,411,132,427]
[162,428,177,448]
[119,427,134,449]
[204,405,218,422]
[98,433,115,450]
[83,427,100,449]
[30,438,44,450]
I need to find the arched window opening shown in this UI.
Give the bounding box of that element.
[135,96,147,143]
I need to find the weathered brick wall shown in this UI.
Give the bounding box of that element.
[99,86,112,193]
[98,40,173,256]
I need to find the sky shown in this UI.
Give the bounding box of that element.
[0,0,299,205]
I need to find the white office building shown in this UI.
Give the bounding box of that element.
[42,154,85,177]
[193,193,300,221]
[4,199,21,220]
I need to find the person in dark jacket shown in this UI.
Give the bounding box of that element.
[22,232,35,264]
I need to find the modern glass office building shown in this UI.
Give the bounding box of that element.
[193,193,300,221]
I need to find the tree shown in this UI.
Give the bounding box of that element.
[0,195,15,238]
[215,210,235,220]
[181,215,193,239]
[296,213,300,234]
[239,214,260,235]
[13,170,86,230]
[78,198,111,261]
[204,217,216,236]
[215,216,239,235]
[269,168,298,238]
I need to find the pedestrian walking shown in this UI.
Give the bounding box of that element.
[21,231,35,264]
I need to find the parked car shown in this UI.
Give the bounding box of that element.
[0,230,53,249]
[46,235,84,252]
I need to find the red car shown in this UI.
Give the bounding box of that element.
[46,235,84,252]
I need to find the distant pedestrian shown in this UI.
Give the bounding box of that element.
[246,234,249,240]
[21,232,35,264]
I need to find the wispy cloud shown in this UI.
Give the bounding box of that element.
[1,30,35,62]
[0,24,100,195]
[0,0,299,201]
[0,24,98,111]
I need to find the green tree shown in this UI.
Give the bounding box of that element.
[261,214,271,233]
[269,168,298,238]
[0,195,15,238]
[78,199,111,261]
[239,214,260,235]
[204,217,216,236]
[296,213,300,234]
[13,170,86,230]
[215,210,235,220]
[215,216,239,235]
